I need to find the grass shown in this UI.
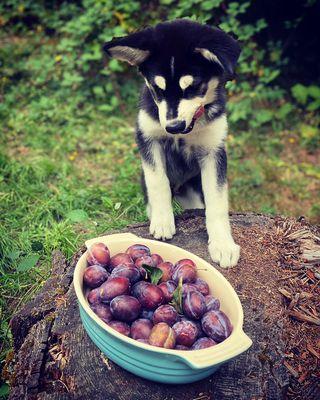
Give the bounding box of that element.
[0,30,319,398]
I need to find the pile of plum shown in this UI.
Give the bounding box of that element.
[84,242,233,350]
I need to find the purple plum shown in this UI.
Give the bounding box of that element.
[132,282,164,310]
[183,290,206,320]
[149,323,176,349]
[205,295,220,311]
[175,345,190,350]
[87,243,110,267]
[87,288,101,305]
[108,320,130,336]
[109,253,133,271]
[131,319,153,340]
[110,295,141,322]
[152,305,178,326]
[126,244,150,261]
[83,265,109,288]
[158,280,176,302]
[194,278,210,296]
[191,337,217,350]
[111,263,141,284]
[201,310,233,343]
[172,263,196,284]
[172,320,199,347]
[99,276,130,302]
[182,283,198,295]
[174,259,196,270]
[151,254,163,266]
[157,262,174,283]
[91,303,113,323]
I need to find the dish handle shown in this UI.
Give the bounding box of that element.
[85,233,139,249]
[175,330,252,370]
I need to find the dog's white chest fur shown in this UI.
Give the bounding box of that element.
[138,109,228,151]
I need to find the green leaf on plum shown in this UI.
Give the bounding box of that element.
[170,277,183,314]
[142,264,163,285]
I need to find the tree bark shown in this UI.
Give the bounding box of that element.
[6,211,320,400]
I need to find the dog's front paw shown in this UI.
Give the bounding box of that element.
[149,211,176,240]
[208,239,240,268]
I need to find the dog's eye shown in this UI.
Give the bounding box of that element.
[183,80,206,99]
[190,79,204,90]
[191,82,202,90]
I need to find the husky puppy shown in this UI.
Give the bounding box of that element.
[104,19,241,268]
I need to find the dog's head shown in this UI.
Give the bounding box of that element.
[104,19,241,134]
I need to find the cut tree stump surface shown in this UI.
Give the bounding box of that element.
[7,211,320,400]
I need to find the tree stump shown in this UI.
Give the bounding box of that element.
[6,211,320,400]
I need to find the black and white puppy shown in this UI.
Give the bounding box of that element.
[104,19,241,268]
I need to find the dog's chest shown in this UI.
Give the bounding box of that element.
[160,137,201,188]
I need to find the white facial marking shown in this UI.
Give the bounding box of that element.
[170,56,175,78]
[176,78,219,128]
[194,47,224,69]
[157,100,169,129]
[144,77,152,90]
[138,110,164,138]
[109,45,150,66]
[186,113,227,149]
[142,142,175,240]
[154,75,166,90]
[179,75,194,90]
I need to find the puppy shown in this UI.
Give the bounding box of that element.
[104,19,241,268]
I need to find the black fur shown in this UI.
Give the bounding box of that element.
[136,127,154,165]
[215,147,227,187]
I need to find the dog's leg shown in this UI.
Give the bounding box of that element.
[200,148,240,268]
[142,141,176,240]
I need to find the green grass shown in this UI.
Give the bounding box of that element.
[0,28,319,397]
[0,99,147,372]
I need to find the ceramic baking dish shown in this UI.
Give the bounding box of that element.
[73,232,252,384]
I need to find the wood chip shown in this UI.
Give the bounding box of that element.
[300,291,313,299]
[288,293,300,310]
[299,305,319,318]
[306,343,320,359]
[100,354,112,370]
[287,310,320,325]
[279,288,292,299]
[278,272,300,281]
[306,270,315,280]
[298,370,309,383]
[284,360,299,378]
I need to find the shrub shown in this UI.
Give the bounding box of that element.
[0,0,319,135]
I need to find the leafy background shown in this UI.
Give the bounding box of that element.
[0,0,319,396]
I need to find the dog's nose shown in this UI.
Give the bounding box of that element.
[165,120,186,134]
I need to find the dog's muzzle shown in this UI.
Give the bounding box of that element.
[165,106,205,134]
[165,120,186,134]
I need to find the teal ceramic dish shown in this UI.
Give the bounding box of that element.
[73,233,252,384]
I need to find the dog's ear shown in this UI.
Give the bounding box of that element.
[103,28,154,66]
[195,27,241,78]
